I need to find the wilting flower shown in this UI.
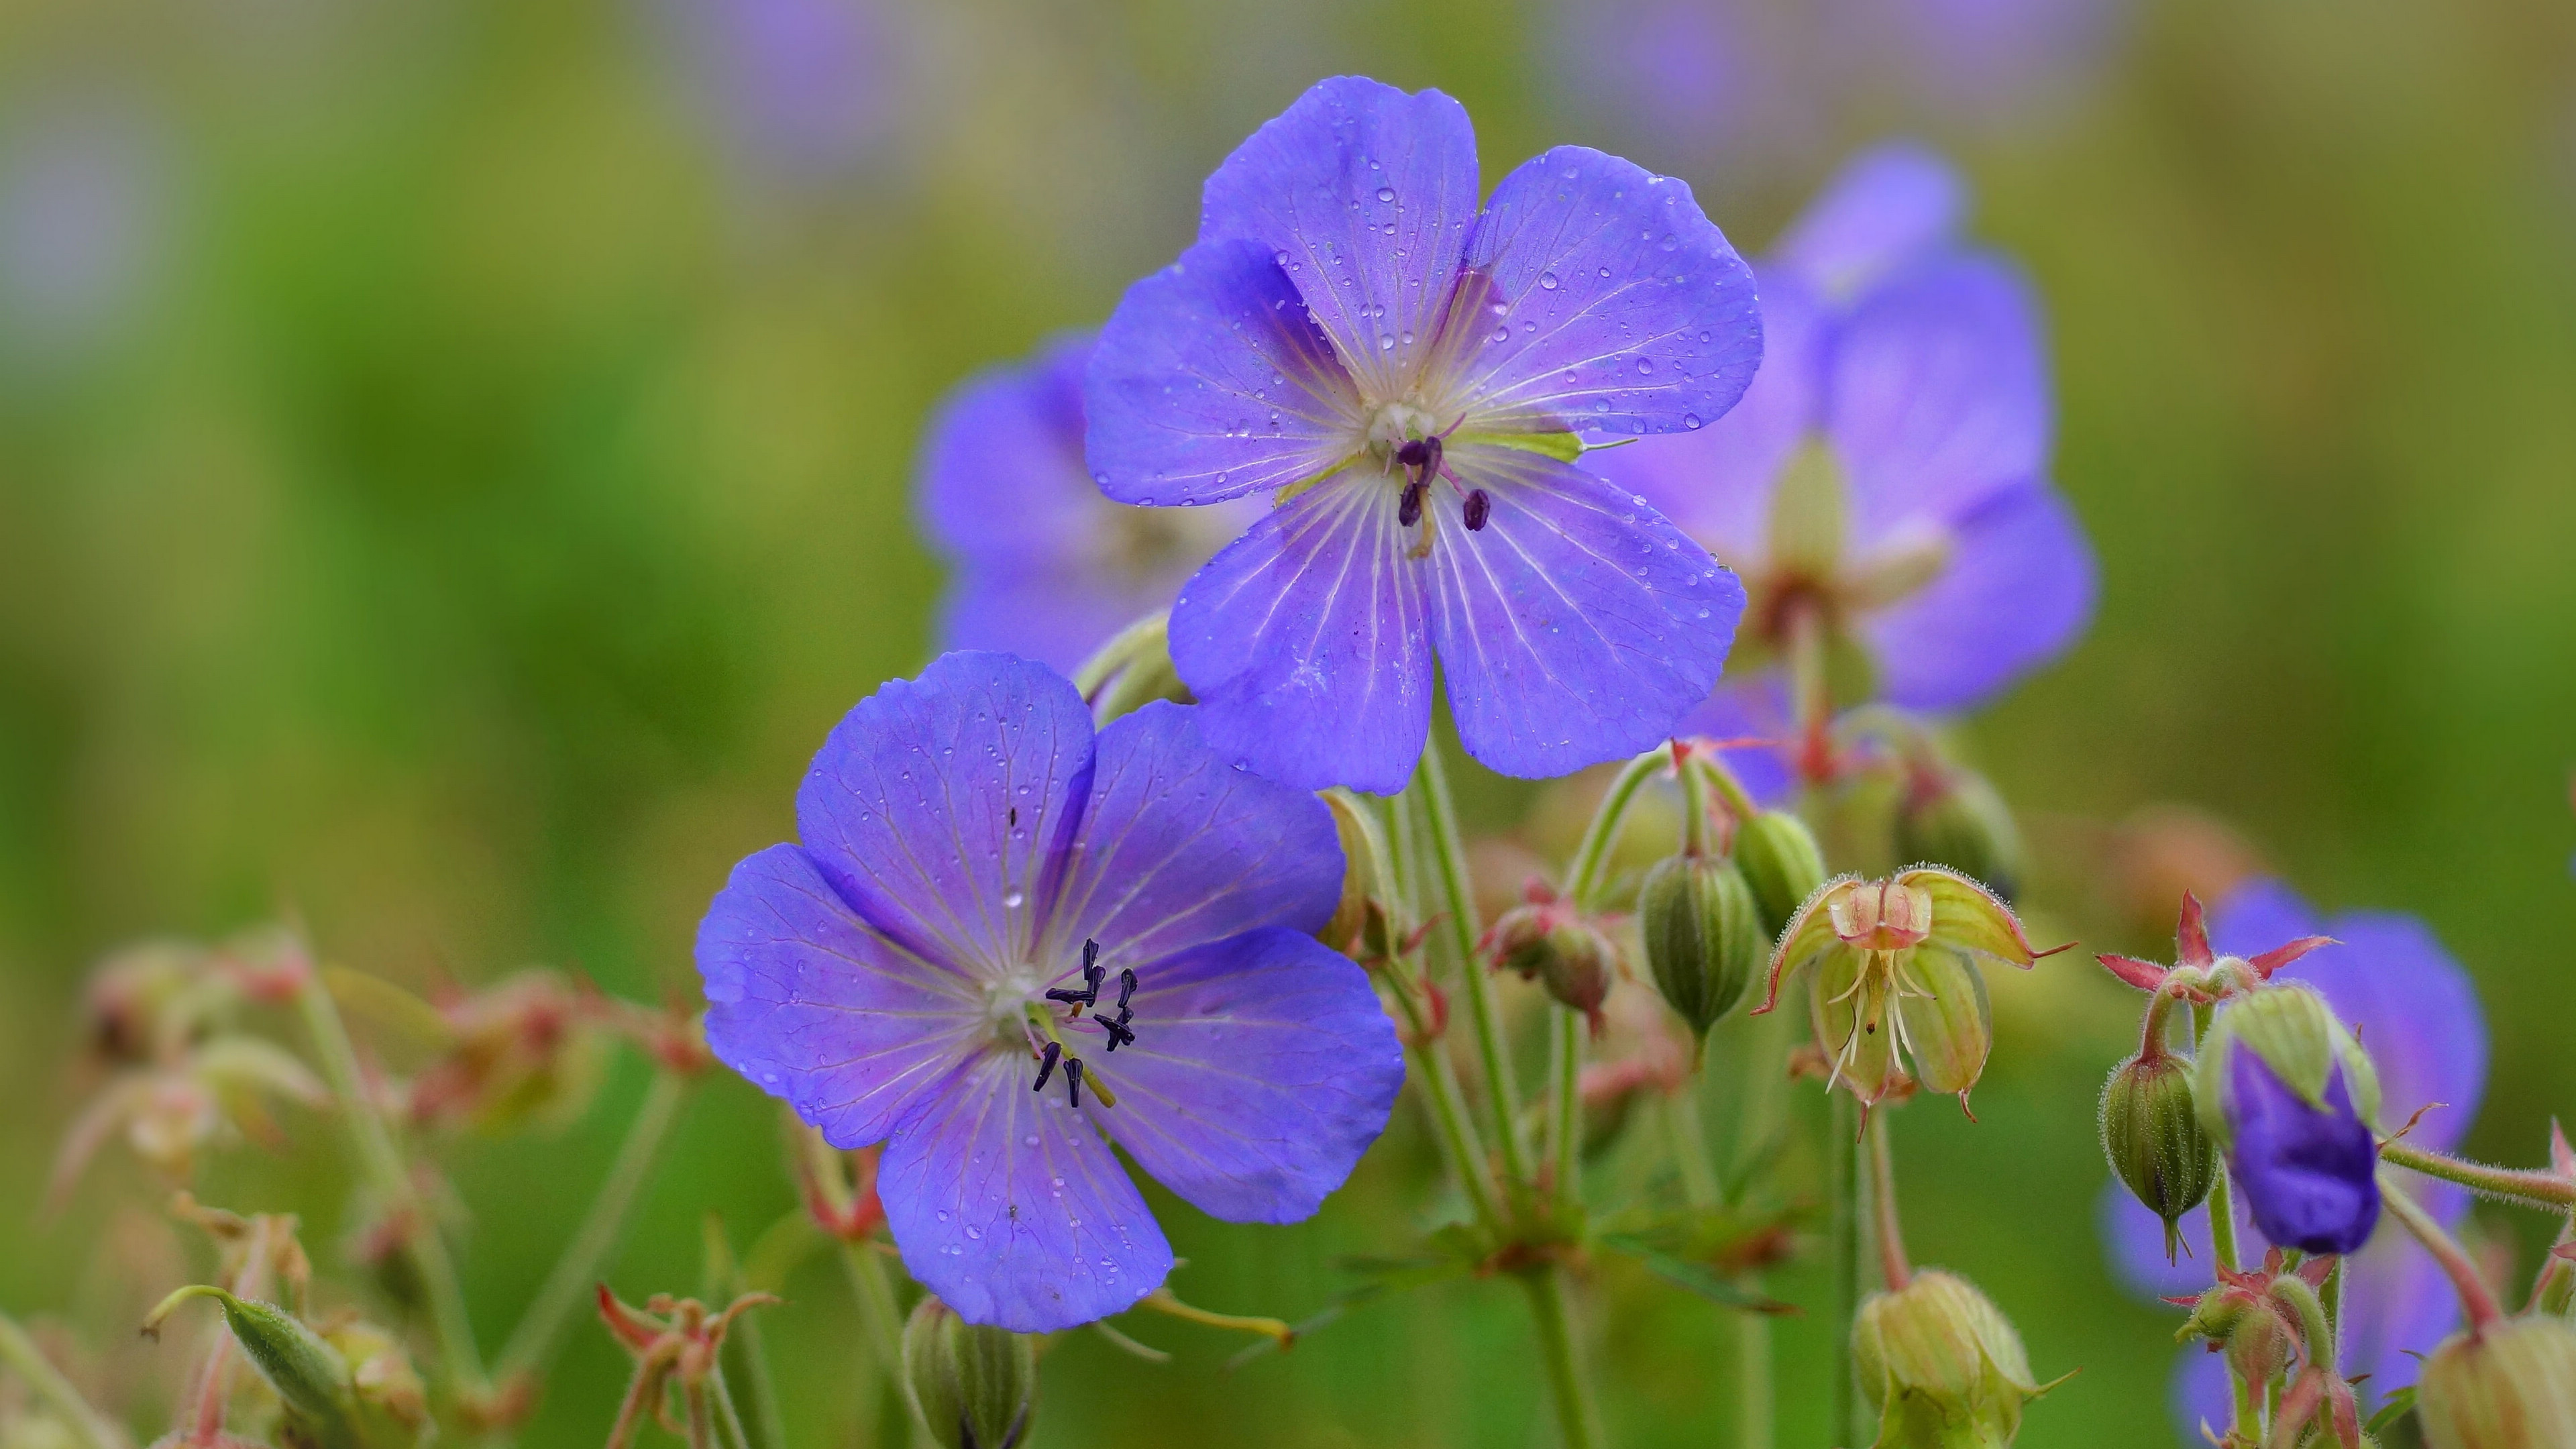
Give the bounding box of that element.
[2100,879,2489,1430]
[1087,75,1760,792]
[696,651,1403,1330]
[920,333,1258,674]
[1607,144,2094,798]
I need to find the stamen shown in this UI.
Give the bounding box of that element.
[1065,1058,1085,1108]
[1031,1040,1062,1093]
[1097,1016,1136,1052]
[1399,481,1424,528]
[1116,969,1138,1012]
[1081,938,1101,973]
[1463,489,1491,531]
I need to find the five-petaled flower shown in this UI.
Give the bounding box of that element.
[696,651,1404,1331]
[1085,75,1761,792]
[1605,143,2094,798]
[920,332,1260,674]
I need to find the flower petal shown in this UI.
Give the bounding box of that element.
[1092,928,1403,1222]
[1595,267,1823,558]
[2226,1054,2380,1256]
[934,568,1159,680]
[795,652,1095,975]
[1167,476,1433,794]
[1050,703,1344,973]
[698,844,984,1147]
[1772,142,1965,303]
[1673,673,1799,805]
[1086,237,1364,506]
[1422,448,1744,780]
[1827,252,2049,541]
[918,333,1094,574]
[1860,481,2094,710]
[877,1050,1172,1332]
[1197,76,1481,401]
[1448,146,1761,437]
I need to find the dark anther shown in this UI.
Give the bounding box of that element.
[1032,1040,1062,1092]
[1082,938,1101,972]
[1097,1016,1136,1052]
[1397,436,1442,476]
[1116,969,1138,1012]
[1462,489,1491,531]
[1065,1057,1086,1108]
[1398,480,1424,528]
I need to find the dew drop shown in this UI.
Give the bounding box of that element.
[1376,186,1395,202]
[1635,358,1654,375]
[1683,413,1703,429]
[1002,890,1025,909]
[1379,334,1395,351]
[1024,1134,1039,1146]
[1539,272,1560,290]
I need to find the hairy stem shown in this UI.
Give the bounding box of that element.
[2190,1000,2253,1438]
[1668,1085,1721,1211]
[496,1071,690,1381]
[1868,1114,1912,1291]
[1828,1090,1861,1449]
[1548,1008,1583,1212]
[1413,745,1533,1187]
[1522,1268,1605,1449]
[1564,747,1671,904]
[2380,1140,2576,1213]
[293,973,485,1392]
[2379,1172,2505,1333]
[0,1309,127,1449]
[1376,795,1507,1235]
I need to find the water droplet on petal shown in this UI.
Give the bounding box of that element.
[1003,890,1025,909]
[1376,186,1395,203]
[1539,272,1560,290]
[1683,413,1703,429]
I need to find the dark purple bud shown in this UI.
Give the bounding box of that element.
[1398,482,1424,528]
[2224,1051,2380,1254]
[1462,489,1491,531]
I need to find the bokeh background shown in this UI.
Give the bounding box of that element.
[6,0,2576,1444]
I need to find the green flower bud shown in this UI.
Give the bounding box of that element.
[1734,810,1828,940]
[1487,902,1615,1032]
[1318,790,1400,965]
[144,1287,357,1449]
[900,1297,1036,1449]
[2176,1285,2296,1389]
[1854,1270,2060,1447]
[2192,984,2381,1149]
[2415,1315,2576,1449]
[2100,1051,2218,1258]
[1070,612,1189,723]
[1638,853,1764,1040]
[1895,767,2027,903]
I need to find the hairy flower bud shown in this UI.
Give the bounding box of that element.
[145,1287,358,1449]
[901,1297,1036,1449]
[1637,853,1764,1040]
[2195,985,2383,1254]
[1733,810,1827,939]
[1853,1270,2060,1446]
[2100,1051,2218,1258]
[2177,1283,2297,1389]
[1487,900,1615,1032]
[1318,789,1399,965]
[1894,764,2027,902]
[2415,1315,2576,1449]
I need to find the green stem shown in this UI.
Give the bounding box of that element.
[708,1364,755,1449]
[1668,1086,1721,1211]
[2378,1172,2505,1332]
[1373,796,1506,1236]
[1522,1269,1605,1449]
[837,1244,906,1376]
[294,973,485,1392]
[1548,1008,1583,1212]
[495,1071,690,1381]
[0,1308,127,1449]
[2192,1000,2251,1439]
[1827,1091,1861,1449]
[2319,1259,2342,1375]
[1413,745,1532,1187]
[1727,1012,1780,1449]
[2267,1275,2335,1377]
[2380,1140,2576,1213]
[1564,748,1671,906]
[1868,1114,1911,1291]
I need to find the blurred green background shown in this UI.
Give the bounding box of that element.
[5,0,2576,1444]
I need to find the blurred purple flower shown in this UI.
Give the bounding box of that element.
[0,89,166,360]
[919,333,1260,676]
[696,651,1402,1330]
[2098,878,2487,1431]
[657,0,896,178]
[1087,76,1761,792]
[1605,143,2093,796]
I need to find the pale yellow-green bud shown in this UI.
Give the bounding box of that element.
[144,1287,358,1449]
[901,1297,1037,1449]
[1733,810,1827,941]
[1637,853,1764,1040]
[2416,1316,2576,1449]
[1854,1270,2060,1448]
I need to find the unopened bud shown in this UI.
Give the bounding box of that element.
[1318,790,1400,965]
[901,1297,1036,1449]
[2194,985,2381,1143]
[2415,1315,2576,1449]
[1733,810,1827,940]
[2100,1051,2218,1259]
[1853,1270,2059,1446]
[2195,985,2383,1253]
[1895,765,2027,902]
[1637,853,1763,1040]
[2178,1285,2296,1389]
[144,1287,358,1449]
[1071,612,1189,723]
[1486,902,1614,1032]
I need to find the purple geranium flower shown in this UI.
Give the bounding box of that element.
[2225,1049,2379,1254]
[920,333,1262,675]
[1604,144,2094,800]
[696,651,1404,1330]
[1085,76,1760,793]
[2100,879,2487,1432]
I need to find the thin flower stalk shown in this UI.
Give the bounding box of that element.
[2377,1173,2504,1334]
[2379,1140,2576,1214]
[0,1309,128,1449]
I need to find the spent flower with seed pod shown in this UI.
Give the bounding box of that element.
[1854,1269,2065,1447]
[696,651,1403,1330]
[1754,867,2051,1116]
[1087,74,1760,791]
[920,333,1260,676]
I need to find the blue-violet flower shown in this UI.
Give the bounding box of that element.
[696,651,1404,1330]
